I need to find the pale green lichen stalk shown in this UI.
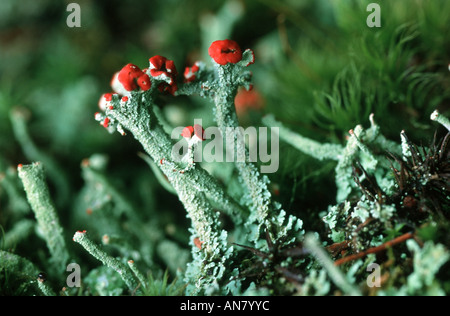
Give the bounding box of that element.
[430,109,450,132]
[262,114,344,161]
[102,84,232,295]
[93,40,306,294]
[72,230,140,293]
[10,108,70,206]
[198,45,304,247]
[127,260,148,292]
[263,113,400,202]
[37,278,57,296]
[0,158,30,216]
[210,57,273,241]
[1,219,34,250]
[17,162,69,273]
[303,233,361,296]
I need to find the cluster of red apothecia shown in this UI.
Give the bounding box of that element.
[96,39,257,130]
[107,39,249,97]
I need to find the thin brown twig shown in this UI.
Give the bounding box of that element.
[334,231,415,266]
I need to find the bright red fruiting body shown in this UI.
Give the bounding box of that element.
[149,55,178,81]
[121,96,128,102]
[103,117,110,128]
[149,55,178,95]
[115,63,151,92]
[184,62,200,83]
[118,64,142,91]
[104,93,113,102]
[182,124,205,142]
[137,73,151,91]
[98,93,115,111]
[149,55,167,76]
[181,125,194,138]
[208,39,243,65]
[193,124,205,141]
[165,59,177,75]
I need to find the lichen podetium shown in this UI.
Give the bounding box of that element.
[17,162,69,274]
[93,40,304,294]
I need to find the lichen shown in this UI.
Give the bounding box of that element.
[1,2,449,297]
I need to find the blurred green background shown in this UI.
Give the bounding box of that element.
[0,0,449,294]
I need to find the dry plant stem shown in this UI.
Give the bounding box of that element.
[17,162,69,272]
[334,231,415,266]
